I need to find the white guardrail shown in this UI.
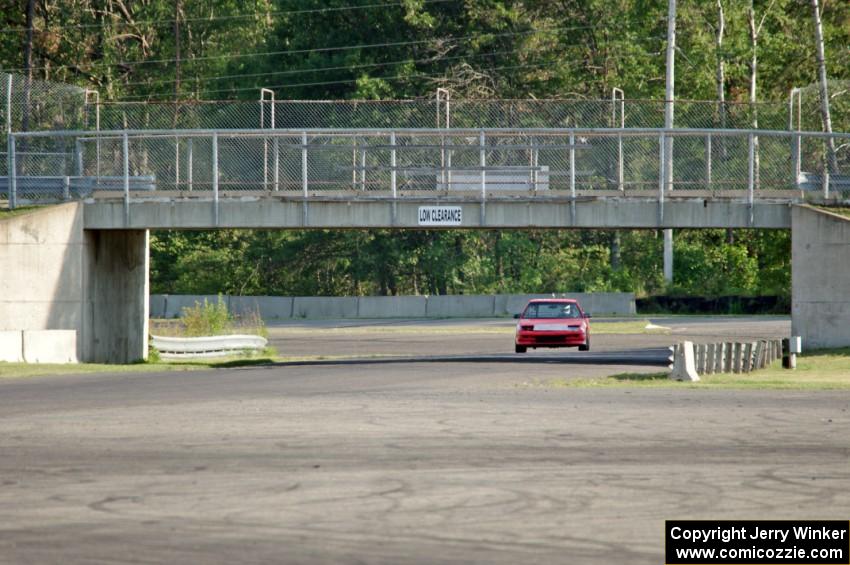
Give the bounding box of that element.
[150,334,268,359]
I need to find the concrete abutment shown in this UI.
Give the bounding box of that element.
[0,203,148,363]
[791,205,850,350]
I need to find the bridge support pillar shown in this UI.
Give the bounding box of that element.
[792,205,850,350]
[86,228,149,363]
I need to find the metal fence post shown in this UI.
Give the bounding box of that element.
[569,131,576,224]
[122,132,129,226]
[75,138,83,176]
[823,162,830,200]
[62,175,70,201]
[747,132,755,225]
[6,76,13,209]
[437,88,450,189]
[212,133,219,226]
[665,134,674,192]
[360,143,366,191]
[479,130,486,225]
[175,137,180,190]
[301,132,308,197]
[612,87,625,191]
[260,88,274,191]
[569,132,576,196]
[85,90,100,179]
[789,87,802,187]
[273,135,280,191]
[705,134,712,191]
[4,74,11,135]
[8,134,16,209]
[658,133,666,224]
[531,135,539,192]
[187,137,193,191]
[302,131,308,226]
[390,131,397,198]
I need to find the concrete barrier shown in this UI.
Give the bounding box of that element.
[229,296,293,320]
[669,342,699,382]
[358,296,427,318]
[426,295,496,318]
[495,294,553,316]
[292,297,359,319]
[669,338,781,380]
[152,292,637,320]
[580,293,638,316]
[149,294,167,319]
[163,295,225,319]
[496,293,636,316]
[0,330,23,362]
[22,330,78,363]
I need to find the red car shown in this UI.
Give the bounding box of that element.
[514,299,591,353]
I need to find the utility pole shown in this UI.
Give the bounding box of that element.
[663,0,676,284]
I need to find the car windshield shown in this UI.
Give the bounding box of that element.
[523,302,582,319]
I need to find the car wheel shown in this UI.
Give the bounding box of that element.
[515,345,527,353]
[578,335,590,351]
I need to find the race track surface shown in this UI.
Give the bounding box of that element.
[3,316,848,564]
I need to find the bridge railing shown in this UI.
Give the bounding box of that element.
[3,128,849,211]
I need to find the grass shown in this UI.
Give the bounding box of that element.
[816,205,850,218]
[0,351,410,380]
[266,319,668,336]
[544,348,850,390]
[0,354,279,379]
[0,205,45,219]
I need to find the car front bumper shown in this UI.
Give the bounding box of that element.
[516,330,587,347]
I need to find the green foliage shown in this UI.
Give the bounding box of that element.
[5,0,836,299]
[147,346,162,364]
[149,227,790,300]
[181,296,232,337]
[4,0,847,102]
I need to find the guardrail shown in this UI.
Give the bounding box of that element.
[3,127,849,213]
[150,334,268,359]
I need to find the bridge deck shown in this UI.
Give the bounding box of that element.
[82,194,792,230]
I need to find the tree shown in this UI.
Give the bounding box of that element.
[810,0,839,175]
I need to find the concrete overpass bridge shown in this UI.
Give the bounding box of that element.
[4,126,849,230]
[2,125,849,362]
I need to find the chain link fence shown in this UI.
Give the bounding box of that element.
[94,98,795,131]
[0,72,87,178]
[7,128,848,206]
[1,71,849,206]
[1,71,846,134]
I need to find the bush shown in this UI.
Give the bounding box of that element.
[182,295,232,337]
[147,345,162,363]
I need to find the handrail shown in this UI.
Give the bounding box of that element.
[12,126,850,139]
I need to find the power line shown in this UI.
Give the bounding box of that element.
[3,25,592,75]
[0,0,456,34]
[115,60,589,101]
[119,34,666,90]
[120,49,523,88]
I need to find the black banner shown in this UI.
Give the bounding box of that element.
[666,520,849,564]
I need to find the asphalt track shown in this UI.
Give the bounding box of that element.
[271,348,671,367]
[3,316,848,565]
